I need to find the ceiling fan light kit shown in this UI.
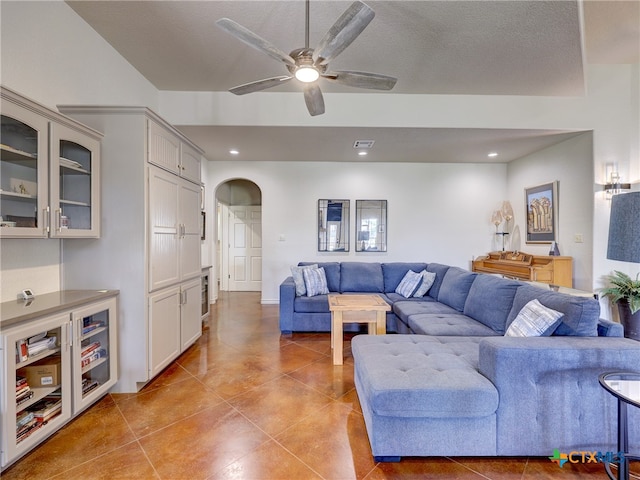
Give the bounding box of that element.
[216,0,397,116]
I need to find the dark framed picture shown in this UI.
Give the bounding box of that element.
[525,181,558,244]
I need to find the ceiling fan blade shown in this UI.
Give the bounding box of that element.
[229,76,293,95]
[324,71,397,90]
[303,84,325,116]
[313,1,375,66]
[216,18,295,66]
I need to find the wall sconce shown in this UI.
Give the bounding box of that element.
[602,171,631,197]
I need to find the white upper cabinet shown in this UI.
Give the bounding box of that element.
[148,119,201,184]
[0,87,102,238]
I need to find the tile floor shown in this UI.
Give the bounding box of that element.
[3,291,637,479]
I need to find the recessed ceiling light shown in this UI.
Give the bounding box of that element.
[229,149,239,155]
[358,151,368,156]
[488,152,498,157]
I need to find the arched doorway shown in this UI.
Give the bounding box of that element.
[215,179,262,292]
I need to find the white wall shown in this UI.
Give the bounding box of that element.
[0,1,158,302]
[207,161,507,303]
[507,132,594,291]
[0,1,158,110]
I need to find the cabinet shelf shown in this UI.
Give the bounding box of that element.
[60,164,90,175]
[81,356,107,374]
[0,144,37,167]
[16,347,61,369]
[81,325,106,339]
[60,199,90,207]
[16,386,60,412]
[0,190,37,202]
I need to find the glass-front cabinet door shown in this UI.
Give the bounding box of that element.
[71,298,117,414]
[0,102,49,238]
[1,314,72,466]
[50,123,100,238]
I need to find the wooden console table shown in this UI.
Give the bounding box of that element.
[472,251,573,288]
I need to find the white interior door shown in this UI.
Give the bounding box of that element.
[228,206,262,291]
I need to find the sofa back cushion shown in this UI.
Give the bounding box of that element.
[463,275,521,334]
[425,263,451,299]
[437,267,477,311]
[340,262,384,293]
[299,262,340,292]
[381,262,428,292]
[505,284,600,337]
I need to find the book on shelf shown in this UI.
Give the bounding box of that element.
[16,384,31,397]
[16,340,28,362]
[16,420,40,443]
[16,375,28,389]
[16,411,35,430]
[28,395,62,423]
[81,348,107,368]
[16,390,34,406]
[82,322,104,335]
[81,341,101,358]
[82,377,100,395]
[26,336,57,357]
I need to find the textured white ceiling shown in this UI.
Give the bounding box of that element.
[65,0,639,162]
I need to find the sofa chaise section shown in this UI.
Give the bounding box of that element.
[353,334,640,460]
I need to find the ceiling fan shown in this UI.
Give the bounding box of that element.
[216,0,397,116]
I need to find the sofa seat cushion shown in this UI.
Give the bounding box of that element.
[409,314,501,336]
[340,262,384,293]
[352,335,499,418]
[506,285,600,337]
[386,293,436,305]
[294,294,329,313]
[393,299,457,323]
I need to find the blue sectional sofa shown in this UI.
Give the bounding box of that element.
[279,261,640,460]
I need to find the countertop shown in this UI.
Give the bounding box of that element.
[1,290,119,329]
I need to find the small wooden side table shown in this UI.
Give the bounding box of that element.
[328,294,390,365]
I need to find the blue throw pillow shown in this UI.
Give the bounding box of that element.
[505,299,564,337]
[291,264,318,296]
[395,270,423,298]
[413,270,436,297]
[303,267,329,297]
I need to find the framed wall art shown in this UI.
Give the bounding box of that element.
[318,199,349,252]
[356,200,387,252]
[525,181,558,244]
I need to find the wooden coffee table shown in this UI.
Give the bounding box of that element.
[328,293,390,365]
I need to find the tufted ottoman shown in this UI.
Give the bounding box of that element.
[352,335,499,461]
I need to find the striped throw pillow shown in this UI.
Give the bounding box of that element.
[303,267,329,297]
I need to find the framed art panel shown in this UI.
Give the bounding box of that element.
[356,200,387,252]
[525,181,558,244]
[318,199,349,252]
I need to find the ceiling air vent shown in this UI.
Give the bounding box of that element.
[353,140,375,149]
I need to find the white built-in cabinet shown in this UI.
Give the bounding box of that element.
[148,166,202,291]
[0,291,118,469]
[57,106,204,393]
[0,87,101,238]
